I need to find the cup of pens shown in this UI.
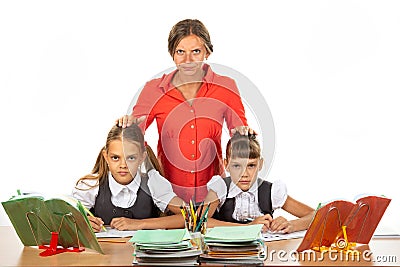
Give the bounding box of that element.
[180,201,209,251]
[190,231,204,251]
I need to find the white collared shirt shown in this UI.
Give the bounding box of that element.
[207,175,288,221]
[72,169,176,212]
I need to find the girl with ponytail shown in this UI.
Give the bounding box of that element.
[72,124,184,232]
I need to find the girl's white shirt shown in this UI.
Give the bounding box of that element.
[72,169,176,212]
[207,175,288,221]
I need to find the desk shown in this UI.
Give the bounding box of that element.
[1,226,399,266]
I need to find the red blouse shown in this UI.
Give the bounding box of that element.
[133,65,248,203]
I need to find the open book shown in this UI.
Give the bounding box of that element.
[2,193,103,254]
[297,195,391,252]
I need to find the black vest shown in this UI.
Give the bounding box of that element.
[90,174,160,225]
[213,177,273,224]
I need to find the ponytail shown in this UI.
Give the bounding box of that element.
[144,144,165,177]
[75,147,109,190]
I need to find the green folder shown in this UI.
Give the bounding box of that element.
[129,229,190,244]
[205,224,263,243]
[2,194,103,254]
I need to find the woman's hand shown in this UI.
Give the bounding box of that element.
[269,216,294,234]
[88,215,105,233]
[110,217,144,231]
[248,214,273,232]
[115,115,146,128]
[231,126,257,136]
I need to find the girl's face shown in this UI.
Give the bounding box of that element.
[103,140,146,185]
[225,157,264,192]
[173,34,209,76]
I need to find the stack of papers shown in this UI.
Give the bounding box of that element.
[129,229,201,266]
[201,224,265,265]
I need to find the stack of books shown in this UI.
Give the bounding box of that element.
[129,229,202,266]
[200,224,265,265]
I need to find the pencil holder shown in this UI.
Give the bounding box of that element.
[190,231,205,252]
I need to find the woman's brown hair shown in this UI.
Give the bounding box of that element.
[168,19,213,58]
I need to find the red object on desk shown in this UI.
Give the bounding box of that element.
[38,232,84,257]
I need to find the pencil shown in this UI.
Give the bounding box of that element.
[194,203,210,232]
[82,205,107,232]
[189,200,197,231]
[180,205,188,230]
[97,238,126,243]
[197,201,204,225]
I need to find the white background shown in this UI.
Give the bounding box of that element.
[0,1,399,233]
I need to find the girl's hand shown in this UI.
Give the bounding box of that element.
[110,217,144,231]
[270,216,294,234]
[115,115,146,128]
[88,215,105,233]
[231,126,257,136]
[248,214,273,232]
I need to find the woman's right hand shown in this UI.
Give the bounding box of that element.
[115,115,146,128]
[88,215,105,233]
[231,126,257,136]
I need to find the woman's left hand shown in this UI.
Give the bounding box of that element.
[231,126,257,136]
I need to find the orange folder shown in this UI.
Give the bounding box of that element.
[297,195,391,252]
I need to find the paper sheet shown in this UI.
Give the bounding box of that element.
[95,226,137,238]
[262,230,306,242]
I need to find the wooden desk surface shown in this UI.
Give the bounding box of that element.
[1,226,399,266]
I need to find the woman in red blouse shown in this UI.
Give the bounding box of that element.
[118,19,254,203]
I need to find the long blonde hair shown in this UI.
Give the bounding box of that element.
[75,124,163,189]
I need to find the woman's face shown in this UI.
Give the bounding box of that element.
[225,157,263,192]
[173,34,210,76]
[102,140,146,185]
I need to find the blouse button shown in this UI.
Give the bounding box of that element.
[190,109,194,113]
[190,170,195,174]
[190,124,195,129]
[191,154,195,158]
[191,140,195,145]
